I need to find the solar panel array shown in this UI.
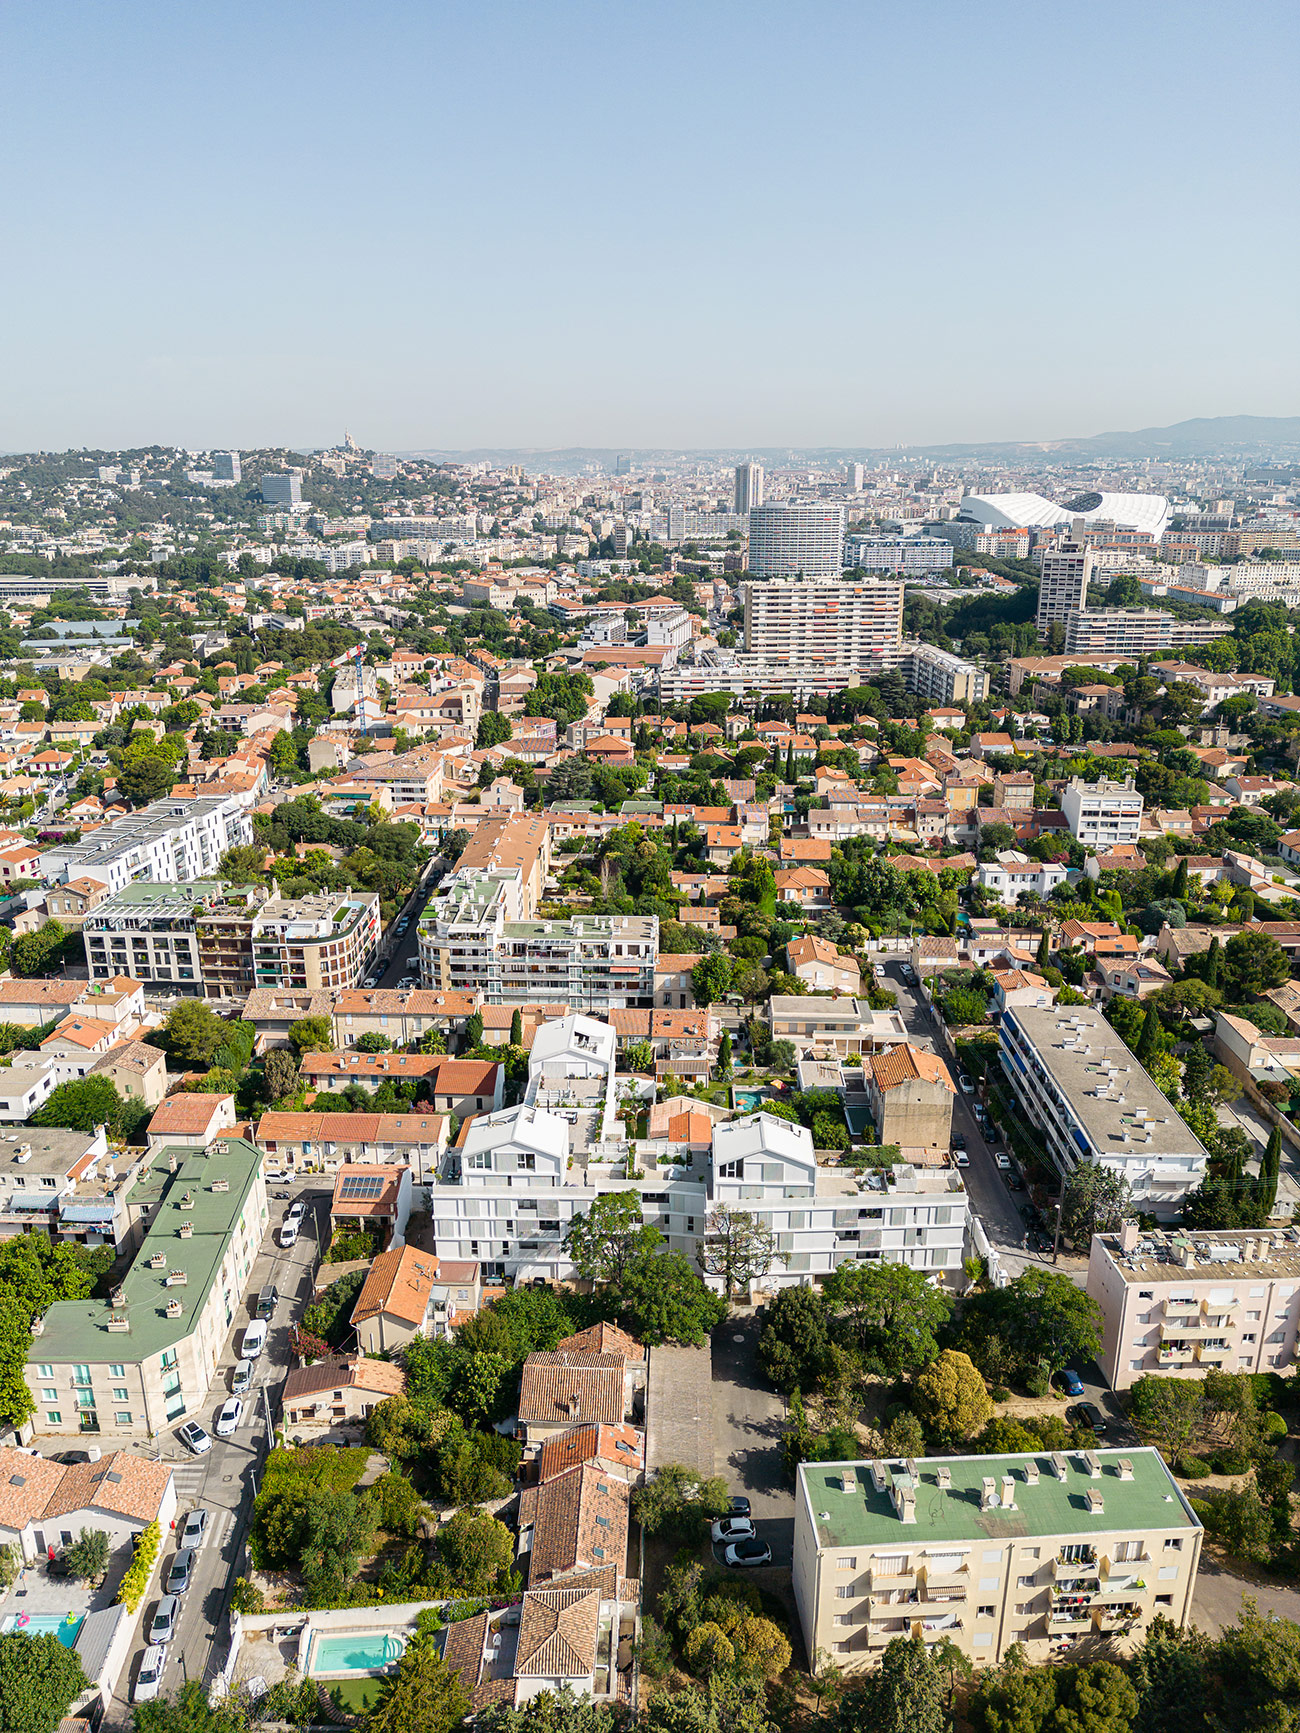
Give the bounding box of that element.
[339,1174,385,1201]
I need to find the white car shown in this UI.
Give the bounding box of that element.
[231,1359,253,1396]
[873,964,886,980]
[135,1645,166,1702]
[216,1397,243,1437]
[241,1320,267,1360]
[952,1151,970,1168]
[285,1200,305,1226]
[279,1222,298,1249]
[995,1153,1013,1171]
[958,1074,976,1095]
[711,1516,756,1545]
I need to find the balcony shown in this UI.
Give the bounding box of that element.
[869,1568,918,1591]
[1159,1316,1235,1339]
[1049,1610,1093,1630]
[1196,1342,1231,1364]
[1052,1550,1097,1581]
[911,1617,963,1642]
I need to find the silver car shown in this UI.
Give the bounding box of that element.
[149,1594,179,1645]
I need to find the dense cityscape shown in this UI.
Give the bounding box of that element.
[0,428,1292,1733]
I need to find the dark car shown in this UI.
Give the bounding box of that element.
[1034,1231,1054,1255]
[166,1549,194,1595]
[728,1496,751,1519]
[951,1133,967,1152]
[1056,1369,1085,1398]
[1005,1172,1025,1191]
[1068,1402,1106,1436]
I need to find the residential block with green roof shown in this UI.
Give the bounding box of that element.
[26,1137,267,1441]
[794,1448,1202,1671]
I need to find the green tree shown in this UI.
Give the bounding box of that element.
[1053,1661,1138,1733]
[969,1651,1058,1733]
[839,1634,948,1733]
[510,1008,523,1046]
[716,1030,733,1077]
[366,1634,468,1733]
[1223,929,1290,997]
[476,711,513,750]
[615,1250,728,1346]
[643,1675,775,1733]
[261,1048,299,1101]
[1258,1123,1282,1217]
[162,999,227,1067]
[699,1206,773,1298]
[62,1527,109,1581]
[10,921,67,978]
[118,754,175,804]
[476,1688,621,1733]
[823,1261,952,1374]
[132,1680,245,1733]
[354,1032,392,1053]
[289,1015,333,1054]
[565,1191,663,1284]
[1128,1375,1206,1463]
[912,1349,993,1442]
[1136,1006,1163,1066]
[691,954,735,1006]
[632,1463,731,1539]
[1059,1165,1133,1247]
[32,1077,134,1137]
[430,1506,515,1597]
[0,1630,87,1733]
[757,1284,834,1394]
[218,844,267,883]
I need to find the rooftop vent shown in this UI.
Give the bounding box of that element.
[1025,1460,1040,1486]
[936,1465,951,1488]
[1049,1453,1068,1481]
[1117,1459,1134,1481]
[1086,1488,1105,1514]
[1000,1475,1017,1510]
[981,1476,998,1511]
[1082,1451,1102,1478]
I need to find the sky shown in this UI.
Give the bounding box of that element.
[1,0,1297,453]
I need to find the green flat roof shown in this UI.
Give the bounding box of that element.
[28,1137,264,1367]
[800,1449,1197,1551]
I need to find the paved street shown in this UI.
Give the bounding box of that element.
[106,1178,331,1723]
[711,1316,791,1567]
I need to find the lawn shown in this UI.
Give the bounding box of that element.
[328,1677,388,1714]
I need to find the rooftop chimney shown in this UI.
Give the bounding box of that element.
[1000,1475,1017,1510]
[1049,1453,1068,1481]
[1083,1451,1102,1478]
[981,1476,997,1510]
[936,1465,951,1489]
[1117,1459,1134,1481]
[1024,1460,1040,1486]
[1119,1222,1140,1253]
[869,1459,888,1492]
[1087,1488,1105,1514]
[892,1483,916,1523]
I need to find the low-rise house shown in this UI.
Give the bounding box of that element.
[301,1053,504,1115]
[774,865,834,911]
[255,1110,451,1182]
[1096,957,1174,1000]
[282,1355,406,1430]
[976,850,1068,903]
[769,995,907,1059]
[0,1447,176,1565]
[535,1422,644,1486]
[350,1243,483,1352]
[866,1043,955,1151]
[330,1163,412,1249]
[516,1461,630,1585]
[145,1093,236,1152]
[785,935,861,995]
[517,1352,630,1444]
[990,968,1057,1013]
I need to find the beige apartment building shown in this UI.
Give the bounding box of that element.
[1088,1223,1300,1391]
[743,578,904,663]
[769,996,908,1059]
[795,1450,1201,1671]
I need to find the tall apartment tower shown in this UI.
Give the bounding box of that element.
[734,461,765,514]
[261,472,302,507]
[1036,518,1095,630]
[212,451,241,482]
[743,578,903,664]
[747,502,845,578]
[846,462,864,491]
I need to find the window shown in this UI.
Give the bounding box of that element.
[836,1586,854,1599]
[112,1388,129,1402]
[833,1642,852,1654]
[978,1606,995,1619]
[46,1411,60,1425]
[72,1364,92,1385]
[1017,1574,1036,1587]
[109,1362,125,1378]
[833,1615,853,1627]
[40,1388,57,1403]
[1156,1595,1173,1608]
[36,1364,53,1380]
[838,1556,858,1571]
[1163,1538,1182,1552]
[115,1412,132,1425]
[1138,1290,1153,1299]
[1024,1548,1039,1560]
[1016,1603,1035,1615]
[1114,1540,1143,1562]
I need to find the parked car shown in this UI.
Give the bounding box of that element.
[166,1550,194,1595]
[711,1516,756,1545]
[285,1201,305,1227]
[901,964,916,984]
[952,1151,970,1168]
[216,1397,243,1437]
[958,1073,975,1095]
[1068,1402,1106,1436]
[728,1496,751,1519]
[1034,1230,1054,1254]
[1056,1369,1084,1398]
[231,1359,253,1396]
[242,1320,267,1360]
[180,1509,208,1549]
[724,1538,772,1567]
[134,1646,166,1703]
[951,1132,967,1152]
[873,964,886,980]
[150,1595,180,1645]
[177,1422,211,1455]
[1005,1172,1025,1191]
[994,1153,1012,1171]
[279,1222,299,1249]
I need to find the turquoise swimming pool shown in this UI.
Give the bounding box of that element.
[308,1630,405,1675]
[731,1087,765,1112]
[1,1612,84,1647]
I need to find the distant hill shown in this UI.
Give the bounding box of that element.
[401,415,1300,472]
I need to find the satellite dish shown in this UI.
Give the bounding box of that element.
[988,1492,1001,1508]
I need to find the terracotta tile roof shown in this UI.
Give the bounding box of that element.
[330,1164,401,1216]
[525,1461,630,1584]
[441,1609,490,1700]
[870,1043,955,1094]
[555,1323,645,1363]
[282,1355,406,1404]
[665,1110,716,1144]
[351,1244,439,1327]
[515,1582,601,1676]
[38,1451,173,1525]
[538,1423,644,1483]
[147,1094,234,1136]
[517,1353,625,1426]
[0,1450,68,1530]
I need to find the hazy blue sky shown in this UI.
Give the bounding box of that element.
[2,0,1296,452]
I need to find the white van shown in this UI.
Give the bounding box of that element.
[242,1319,267,1360]
[279,1222,298,1249]
[135,1645,165,1702]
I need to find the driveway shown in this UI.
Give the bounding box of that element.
[1192,1553,1300,1634]
[712,1315,793,1568]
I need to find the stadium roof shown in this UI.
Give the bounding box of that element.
[958,491,1171,538]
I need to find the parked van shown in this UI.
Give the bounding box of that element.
[256,1283,278,1320]
[279,1222,298,1249]
[135,1646,165,1702]
[242,1319,267,1360]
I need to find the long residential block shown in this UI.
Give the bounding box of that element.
[795,1449,1201,1670]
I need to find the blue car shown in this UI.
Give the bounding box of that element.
[1057,1369,1084,1397]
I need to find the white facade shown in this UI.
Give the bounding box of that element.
[39,796,253,895]
[976,851,1069,903]
[845,536,954,573]
[746,504,846,578]
[1063,609,1232,657]
[1037,533,1095,629]
[734,462,764,514]
[743,579,904,663]
[1060,776,1144,847]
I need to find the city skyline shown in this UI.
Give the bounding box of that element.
[2,0,1297,451]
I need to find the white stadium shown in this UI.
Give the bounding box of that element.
[956,490,1171,539]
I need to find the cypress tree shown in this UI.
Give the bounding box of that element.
[1171,856,1188,900]
[1204,936,1220,990]
[1259,1124,1282,1217]
[1136,1006,1162,1067]
[1036,927,1050,970]
[509,1008,523,1046]
[785,742,795,780]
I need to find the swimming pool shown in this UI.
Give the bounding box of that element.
[307,1630,405,1675]
[1,1612,84,1647]
[731,1087,765,1112]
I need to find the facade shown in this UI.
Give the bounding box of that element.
[1063,608,1233,657]
[39,796,252,896]
[281,1355,405,1429]
[734,462,764,513]
[248,890,380,993]
[865,1044,955,1151]
[746,504,846,578]
[844,536,954,574]
[976,851,1070,903]
[350,1243,480,1353]
[900,642,988,705]
[256,1111,452,1183]
[999,1006,1209,1215]
[769,996,909,1059]
[1088,1223,1300,1390]
[26,1137,268,1440]
[261,472,302,506]
[85,880,231,994]
[1036,530,1094,630]
[794,1449,1201,1671]
[1060,776,1144,847]
[743,579,904,664]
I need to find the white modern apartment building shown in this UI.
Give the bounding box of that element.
[38,796,253,895]
[747,504,846,578]
[743,579,904,664]
[1036,529,1095,630]
[1063,609,1233,658]
[1060,776,1144,847]
[844,536,954,574]
[794,1449,1201,1671]
[999,1006,1209,1217]
[900,642,987,705]
[657,656,891,705]
[1088,1223,1300,1390]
